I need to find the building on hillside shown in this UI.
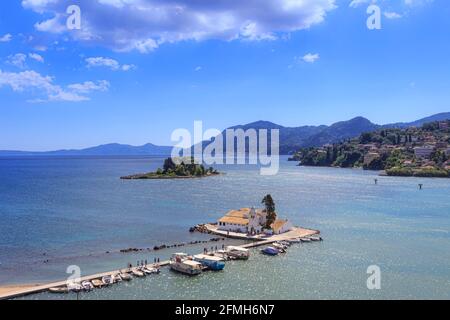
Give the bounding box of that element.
[439,121,449,130]
[414,146,435,159]
[217,207,294,235]
[364,152,380,166]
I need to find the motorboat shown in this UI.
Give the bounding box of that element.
[142,267,159,275]
[193,254,226,271]
[119,272,132,281]
[91,279,105,288]
[112,274,122,283]
[67,282,83,293]
[225,246,250,260]
[279,241,291,247]
[309,236,323,242]
[300,237,312,243]
[81,281,94,291]
[272,243,287,253]
[131,269,145,277]
[170,253,203,276]
[261,247,279,256]
[287,238,301,244]
[102,275,114,286]
[146,267,161,274]
[49,286,69,294]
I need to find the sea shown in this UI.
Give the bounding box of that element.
[0,156,449,300]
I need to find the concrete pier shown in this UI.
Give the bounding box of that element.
[0,226,320,300]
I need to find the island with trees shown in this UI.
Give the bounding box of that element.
[290,120,450,178]
[120,157,220,180]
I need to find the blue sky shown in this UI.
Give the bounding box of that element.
[0,0,449,150]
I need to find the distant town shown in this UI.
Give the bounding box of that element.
[291,120,450,178]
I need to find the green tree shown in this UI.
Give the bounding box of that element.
[262,194,277,229]
[163,158,176,173]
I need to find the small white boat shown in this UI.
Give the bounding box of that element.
[300,237,312,243]
[170,253,203,276]
[272,243,287,253]
[119,272,132,281]
[102,275,114,286]
[91,279,105,288]
[132,269,145,277]
[49,286,69,294]
[82,281,94,291]
[226,246,250,260]
[67,283,83,293]
[309,236,323,242]
[144,267,160,275]
[288,238,301,244]
[112,274,122,283]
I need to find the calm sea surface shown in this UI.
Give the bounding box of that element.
[1,156,449,299]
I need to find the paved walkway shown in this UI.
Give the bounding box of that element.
[204,224,319,242]
[0,225,320,300]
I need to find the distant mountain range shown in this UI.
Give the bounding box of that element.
[201,112,450,155]
[0,143,173,157]
[2,112,450,156]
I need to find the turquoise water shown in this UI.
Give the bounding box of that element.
[1,156,450,299]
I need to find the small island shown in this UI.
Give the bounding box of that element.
[121,157,220,180]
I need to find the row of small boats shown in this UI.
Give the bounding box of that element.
[169,246,250,276]
[49,266,160,294]
[261,236,323,256]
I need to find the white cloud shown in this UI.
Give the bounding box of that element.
[302,53,320,63]
[23,0,337,53]
[67,80,110,93]
[0,34,12,42]
[85,57,135,71]
[34,14,66,33]
[28,53,45,63]
[0,69,109,102]
[195,66,202,72]
[7,53,28,69]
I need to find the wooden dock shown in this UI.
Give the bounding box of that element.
[0,226,320,300]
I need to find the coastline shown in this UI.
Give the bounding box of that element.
[120,173,222,180]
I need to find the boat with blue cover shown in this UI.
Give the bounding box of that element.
[193,254,226,271]
[261,247,279,256]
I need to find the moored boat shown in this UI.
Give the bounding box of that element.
[112,274,122,283]
[102,275,114,286]
[91,279,105,288]
[67,283,83,293]
[193,254,226,271]
[120,272,132,281]
[288,238,301,244]
[226,246,250,260]
[309,236,323,242]
[261,247,279,256]
[272,243,287,253]
[300,237,312,243]
[49,286,69,294]
[82,281,94,291]
[132,269,145,277]
[170,253,203,276]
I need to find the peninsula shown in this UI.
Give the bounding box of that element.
[290,120,450,178]
[120,157,220,180]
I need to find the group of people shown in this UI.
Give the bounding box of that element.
[128,257,161,269]
[203,244,225,254]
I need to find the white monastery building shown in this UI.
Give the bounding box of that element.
[217,207,293,235]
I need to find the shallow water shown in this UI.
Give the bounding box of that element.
[1,156,449,299]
